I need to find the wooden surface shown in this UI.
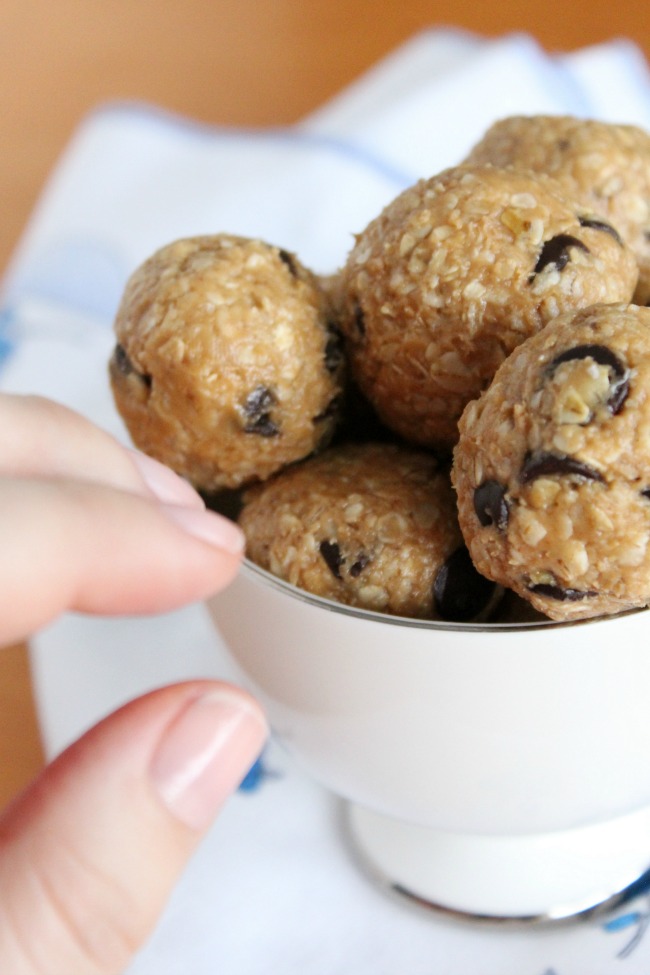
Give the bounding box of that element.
[1,0,649,807]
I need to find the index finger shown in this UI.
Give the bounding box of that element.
[0,393,201,506]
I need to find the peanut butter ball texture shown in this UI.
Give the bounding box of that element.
[466,115,650,304]
[453,303,650,622]
[109,235,344,490]
[337,165,638,452]
[240,442,501,622]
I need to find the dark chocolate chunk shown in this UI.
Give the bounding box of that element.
[527,581,598,601]
[547,343,630,416]
[578,215,624,246]
[112,343,131,376]
[319,540,344,579]
[473,480,509,531]
[244,416,280,437]
[349,553,370,577]
[550,343,626,376]
[530,234,589,278]
[242,385,280,437]
[641,487,650,500]
[433,546,498,622]
[520,451,604,484]
[110,344,152,388]
[243,385,275,415]
[601,374,628,416]
[278,249,298,276]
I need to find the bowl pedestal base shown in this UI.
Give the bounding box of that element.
[344,802,650,923]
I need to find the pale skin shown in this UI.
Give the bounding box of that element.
[0,393,269,975]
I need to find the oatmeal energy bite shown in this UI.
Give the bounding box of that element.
[110,235,344,491]
[466,115,650,305]
[240,442,501,622]
[453,303,650,622]
[338,164,638,451]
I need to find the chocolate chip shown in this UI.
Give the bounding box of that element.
[278,249,298,276]
[607,378,630,415]
[473,480,509,531]
[578,215,624,246]
[530,234,589,278]
[243,385,275,415]
[520,451,604,484]
[324,323,344,373]
[112,343,131,376]
[433,546,498,622]
[557,138,571,151]
[319,540,344,579]
[242,385,280,437]
[245,416,280,437]
[547,343,630,416]
[527,581,598,601]
[110,344,152,388]
[550,343,626,376]
[349,553,370,577]
[641,488,650,500]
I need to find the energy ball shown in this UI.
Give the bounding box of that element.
[453,303,650,622]
[466,115,650,304]
[110,235,344,491]
[338,165,638,452]
[240,442,501,622]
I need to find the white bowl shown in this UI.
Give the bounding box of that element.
[208,560,650,921]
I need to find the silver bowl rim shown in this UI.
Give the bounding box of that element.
[239,557,646,634]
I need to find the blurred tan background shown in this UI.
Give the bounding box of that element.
[1,0,649,805]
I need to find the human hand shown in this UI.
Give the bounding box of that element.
[0,393,268,975]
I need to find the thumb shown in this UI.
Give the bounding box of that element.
[0,681,267,975]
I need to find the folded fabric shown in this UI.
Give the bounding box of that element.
[3,28,650,974]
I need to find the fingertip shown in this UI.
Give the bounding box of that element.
[128,450,205,508]
[150,687,268,831]
[161,504,246,556]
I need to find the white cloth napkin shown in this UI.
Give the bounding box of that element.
[3,28,650,974]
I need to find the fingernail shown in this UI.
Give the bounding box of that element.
[162,505,245,555]
[130,449,204,508]
[150,689,268,831]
